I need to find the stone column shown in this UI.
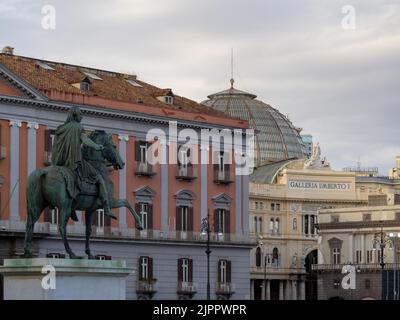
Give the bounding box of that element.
[285,280,291,300]
[250,280,254,300]
[361,233,365,263]
[299,280,306,300]
[118,134,128,229]
[279,281,284,300]
[348,233,354,263]
[9,119,22,223]
[292,280,297,300]
[266,279,271,300]
[26,122,38,175]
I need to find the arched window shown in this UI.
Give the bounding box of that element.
[269,218,274,233]
[274,218,280,234]
[272,247,279,267]
[255,247,262,267]
[259,217,263,234]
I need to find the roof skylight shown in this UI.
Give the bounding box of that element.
[36,61,55,71]
[125,79,142,87]
[82,71,103,81]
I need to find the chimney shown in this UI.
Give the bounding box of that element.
[2,46,14,55]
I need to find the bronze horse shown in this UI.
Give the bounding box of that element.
[23,130,143,258]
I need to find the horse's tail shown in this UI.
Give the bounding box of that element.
[26,169,46,218]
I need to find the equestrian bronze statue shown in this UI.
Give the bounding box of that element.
[23,106,143,259]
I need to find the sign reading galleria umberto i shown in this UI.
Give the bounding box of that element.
[288,180,352,191]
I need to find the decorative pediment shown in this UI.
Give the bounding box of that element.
[328,237,343,248]
[134,186,156,203]
[212,193,232,209]
[174,189,195,207]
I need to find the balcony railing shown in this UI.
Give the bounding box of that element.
[175,165,197,181]
[137,279,157,294]
[177,281,197,295]
[312,263,400,272]
[135,161,156,177]
[216,282,235,295]
[213,169,233,184]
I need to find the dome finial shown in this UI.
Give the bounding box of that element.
[230,78,234,88]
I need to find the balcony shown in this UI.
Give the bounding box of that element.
[135,161,156,177]
[177,281,197,297]
[175,165,196,181]
[216,282,235,296]
[137,279,157,298]
[213,169,233,185]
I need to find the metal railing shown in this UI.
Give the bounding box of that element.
[216,282,235,295]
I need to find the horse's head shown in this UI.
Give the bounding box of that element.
[87,130,125,170]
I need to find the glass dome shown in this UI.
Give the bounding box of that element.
[201,80,307,166]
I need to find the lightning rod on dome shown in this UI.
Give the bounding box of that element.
[230,48,234,88]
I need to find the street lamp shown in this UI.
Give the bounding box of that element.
[373,223,393,300]
[201,209,223,300]
[387,232,400,300]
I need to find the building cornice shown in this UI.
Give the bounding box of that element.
[0,94,244,131]
[317,219,400,230]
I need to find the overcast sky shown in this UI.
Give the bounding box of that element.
[1,0,399,174]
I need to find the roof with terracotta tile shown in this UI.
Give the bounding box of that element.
[0,53,234,120]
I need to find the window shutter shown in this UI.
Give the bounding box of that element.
[187,207,193,232]
[147,204,153,230]
[45,129,52,151]
[135,140,141,161]
[224,163,230,180]
[217,260,222,283]
[104,214,111,227]
[177,258,183,282]
[148,257,153,280]
[188,259,193,282]
[214,209,219,233]
[226,260,232,283]
[176,207,182,231]
[138,257,144,280]
[225,210,231,234]
[44,207,51,222]
[0,123,2,146]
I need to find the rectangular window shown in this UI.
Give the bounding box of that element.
[217,209,225,234]
[180,206,188,232]
[333,248,341,264]
[276,203,280,211]
[139,143,147,163]
[97,209,105,228]
[356,250,362,263]
[182,258,189,283]
[140,257,148,280]
[271,203,275,211]
[219,260,227,284]
[51,208,59,225]
[255,202,258,210]
[366,250,374,263]
[139,203,148,230]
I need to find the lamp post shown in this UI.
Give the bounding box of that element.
[201,210,211,300]
[388,232,400,300]
[373,224,393,300]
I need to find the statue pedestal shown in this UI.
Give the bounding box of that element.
[0,258,134,300]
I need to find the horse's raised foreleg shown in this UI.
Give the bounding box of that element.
[85,211,95,259]
[59,205,76,259]
[110,198,143,230]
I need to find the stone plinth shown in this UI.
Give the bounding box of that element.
[0,258,135,300]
